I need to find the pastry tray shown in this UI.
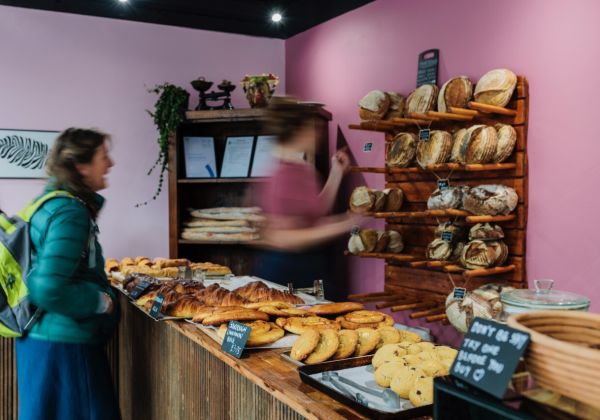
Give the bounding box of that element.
[185,320,299,349]
[298,356,433,419]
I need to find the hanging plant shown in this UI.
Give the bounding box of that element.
[137,83,189,207]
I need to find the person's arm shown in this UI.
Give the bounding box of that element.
[319,149,351,214]
[28,204,107,319]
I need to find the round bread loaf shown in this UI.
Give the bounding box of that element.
[383,188,404,212]
[450,128,468,163]
[462,185,518,216]
[487,240,509,266]
[468,223,504,241]
[438,76,473,112]
[387,132,417,167]
[416,130,452,168]
[445,289,501,333]
[474,69,517,107]
[493,124,517,163]
[427,186,465,210]
[383,91,406,120]
[450,241,465,262]
[457,125,497,164]
[374,230,390,253]
[349,186,375,213]
[427,238,453,261]
[406,84,438,114]
[359,90,390,120]
[387,230,404,253]
[347,232,365,254]
[372,190,386,212]
[359,229,378,253]
[460,240,497,269]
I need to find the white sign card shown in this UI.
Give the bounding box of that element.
[0,129,58,178]
[221,136,254,178]
[250,135,276,177]
[183,136,217,178]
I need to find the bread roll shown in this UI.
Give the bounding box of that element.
[387,230,404,253]
[383,92,406,120]
[438,76,473,112]
[387,132,417,168]
[405,84,438,114]
[359,90,390,120]
[493,124,517,163]
[349,186,375,213]
[474,69,517,107]
[383,188,404,212]
[462,185,518,216]
[416,130,452,168]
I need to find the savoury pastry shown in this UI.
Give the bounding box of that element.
[337,316,379,330]
[345,310,385,324]
[359,90,390,120]
[201,308,270,326]
[291,329,320,361]
[217,320,272,339]
[374,361,408,388]
[281,308,310,317]
[438,76,473,112]
[372,343,408,369]
[409,376,434,407]
[493,124,517,163]
[405,84,438,114]
[416,130,452,168]
[387,132,417,168]
[474,69,517,107]
[308,302,365,316]
[355,328,381,356]
[304,329,340,365]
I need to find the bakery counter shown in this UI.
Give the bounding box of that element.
[115,293,367,420]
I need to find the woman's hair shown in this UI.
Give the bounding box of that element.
[46,127,109,218]
[266,96,317,144]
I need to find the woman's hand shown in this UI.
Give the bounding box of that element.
[331,148,351,176]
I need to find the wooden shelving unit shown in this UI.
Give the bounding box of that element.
[346,76,530,323]
[168,108,332,275]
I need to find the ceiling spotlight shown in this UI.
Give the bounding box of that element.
[271,12,282,23]
[118,0,128,3]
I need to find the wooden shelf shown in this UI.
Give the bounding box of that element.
[178,239,256,245]
[365,209,516,223]
[351,162,516,174]
[343,251,416,262]
[185,107,332,123]
[178,178,269,184]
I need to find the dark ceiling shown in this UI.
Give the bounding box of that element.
[1,0,374,39]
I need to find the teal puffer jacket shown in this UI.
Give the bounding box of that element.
[26,185,119,344]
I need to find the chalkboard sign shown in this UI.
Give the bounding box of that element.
[129,280,151,299]
[437,179,450,191]
[221,321,251,358]
[417,49,439,87]
[419,129,431,142]
[149,294,165,318]
[441,231,454,242]
[451,318,530,399]
[453,287,466,300]
[363,142,373,152]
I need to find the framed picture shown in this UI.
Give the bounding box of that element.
[183,136,218,178]
[0,129,58,178]
[220,136,254,178]
[250,135,276,177]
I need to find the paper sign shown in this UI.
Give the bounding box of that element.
[149,294,165,318]
[417,49,439,87]
[221,136,254,178]
[129,280,151,299]
[250,135,276,177]
[451,318,530,399]
[221,320,251,358]
[183,137,217,178]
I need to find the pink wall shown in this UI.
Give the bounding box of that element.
[286,0,600,322]
[0,6,284,259]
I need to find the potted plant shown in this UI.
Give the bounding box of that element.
[137,83,189,207]
[240,73,279,108]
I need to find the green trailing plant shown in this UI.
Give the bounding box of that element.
[137,83,189,207]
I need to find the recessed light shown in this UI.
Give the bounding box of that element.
[118,0,128,3]
[271,12,282,23]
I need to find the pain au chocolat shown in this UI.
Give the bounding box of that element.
[437,76,473,112]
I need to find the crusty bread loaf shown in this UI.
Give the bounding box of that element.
[427,187,466,210]
[438,76,473,112]
[374,230,390,253]
[493,124,517,163]
[387,230,404,253]
[460,240,498,269]
[458,125,497,164]
[462,185,518,216]
[387,132,417,168]
[416,130,452,168]
[349,186,375,213]
[450,128,468,163]
[474,69,517,107]
[383,188,404,212]
[383,92,406,120]
[468,223,504,241]
[427,239,453,261]
[405,84,438,114]
[359,90,390,120]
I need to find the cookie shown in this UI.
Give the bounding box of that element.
[332,329,359,360]
[435,346,458,360]
[377,326,401,348]
[397,330,422,343]
[372,343,408,369]
[397,340,417,349]
[417,350,439,361]
[401,354,423,367]
[409,376,434,407]
[418,342,436,352]
[407,343,424,355]
[419,359,445,377]
[374,361,408,388]
[390,366,427,398]
[304,329,340,365]
[345,310,385,324]
[355,328,381,356]
[290,329,320,361]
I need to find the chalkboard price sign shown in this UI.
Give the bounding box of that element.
[221,321,251,358]
[419,129,431,142]
[417,49,439,87]
[437,179,450,191]
[129,280,151,299]
[451,318,530,399]
[441,231,454,242]
[149,294,165,318]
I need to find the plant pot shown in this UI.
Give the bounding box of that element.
[240,75,279,108]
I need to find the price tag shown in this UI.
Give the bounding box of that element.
[221,321,251,358]
[442,231,454,242]
[129,280,151,299]
[453,287,466,300]
[437,179,450,191]
[363,142,373,152]
[451,318,530,399]
[417,49,439,87]
[149,294,165,318]
[419,129,431,142]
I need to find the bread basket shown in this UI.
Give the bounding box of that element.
[507,311,600,409]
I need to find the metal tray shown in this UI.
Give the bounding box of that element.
[298,356,433,419]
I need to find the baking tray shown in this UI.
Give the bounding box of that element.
[298,356,433,419]
[185,320,298,349]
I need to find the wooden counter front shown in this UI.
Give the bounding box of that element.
[116,294,366,420]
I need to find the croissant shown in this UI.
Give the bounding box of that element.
[142,290,180,313]
[234,281,304,304]
[234,281,270,301]
[166,296,210,317]
[173,281,205,295]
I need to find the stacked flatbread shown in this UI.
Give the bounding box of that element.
[182,207,262,241]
